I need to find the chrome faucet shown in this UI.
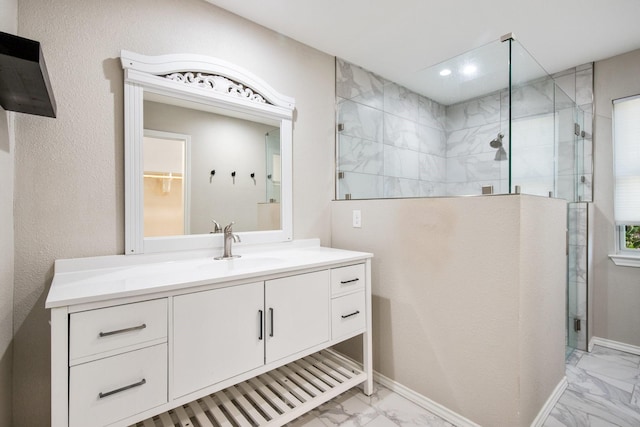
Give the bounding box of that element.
[210,219,222,234]
[215,222,241,260]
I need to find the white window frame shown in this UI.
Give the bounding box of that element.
[611,226,640,266]
[609,95,640,267]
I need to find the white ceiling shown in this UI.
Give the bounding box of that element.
[204,0,640,102]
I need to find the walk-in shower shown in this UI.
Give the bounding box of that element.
[336,34,590,200]
[335,34,593,357]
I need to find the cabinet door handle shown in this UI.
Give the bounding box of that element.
[98,323,146,338]
[340,278,360,285]
[258,310,263,340]
[269,308,274,337]
[98,378,146,398]
[341,310,360,319]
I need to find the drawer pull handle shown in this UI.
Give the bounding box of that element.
[98,323,147,338]
[340,278,360,285]
[258,310,263,340]
[98,378,146,399]
[341,310,360,319]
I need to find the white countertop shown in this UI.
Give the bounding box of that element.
[46,240,372,308]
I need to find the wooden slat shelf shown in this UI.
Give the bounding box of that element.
[132,350,366,427]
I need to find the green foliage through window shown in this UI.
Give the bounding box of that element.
[625,225,640,249]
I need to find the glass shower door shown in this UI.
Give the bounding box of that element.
[566,106,587,355]
[567,210,579,353]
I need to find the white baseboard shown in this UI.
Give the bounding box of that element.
[529,377,568,427]
[589,337,640,356]
[372,371,481,427]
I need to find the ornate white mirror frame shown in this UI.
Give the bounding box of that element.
[121,50,295,254]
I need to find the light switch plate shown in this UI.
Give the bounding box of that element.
[352,210,361,228]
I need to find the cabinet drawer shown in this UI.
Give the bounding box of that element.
[69,343,167,427]
[331,264,365,296]
[331,291,366,340]
[69,299,167,364]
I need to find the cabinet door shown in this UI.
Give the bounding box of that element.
[173,282,264,398]
[265,270,330,363]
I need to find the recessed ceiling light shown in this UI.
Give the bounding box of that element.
[462,64,477,75]
[439,68,452,77]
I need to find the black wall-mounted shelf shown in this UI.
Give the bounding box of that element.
[0,31,56,118]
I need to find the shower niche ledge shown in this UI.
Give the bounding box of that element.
[46,240,373,427]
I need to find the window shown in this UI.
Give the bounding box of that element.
[621,225,640,250]
[613,95,640,260]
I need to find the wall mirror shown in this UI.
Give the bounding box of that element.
[121,50,295,254]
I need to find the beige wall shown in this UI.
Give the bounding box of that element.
[0,1,17,425]
[14,1,335,425]
[331,195,566,426]
[592,49,640,346]
[518,196,568,424]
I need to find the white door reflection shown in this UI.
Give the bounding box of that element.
[143,130,190,237]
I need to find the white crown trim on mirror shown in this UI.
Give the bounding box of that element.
[120,50,295,114]
[163,72,269,105]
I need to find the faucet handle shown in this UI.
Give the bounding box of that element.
[224,221,235,233]
[211,219,222,233]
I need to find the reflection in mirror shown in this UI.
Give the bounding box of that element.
[261,128,281,230]
[143,99,281,236]
[143,130,189,237]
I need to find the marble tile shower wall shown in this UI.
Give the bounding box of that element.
[510,77,557,197]
[336,59,447,199]
[336,59,593,200]
[445,90,509,195]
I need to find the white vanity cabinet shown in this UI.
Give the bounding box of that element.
[47,244,373,427]
[173,270,330,399]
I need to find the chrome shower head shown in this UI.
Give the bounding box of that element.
[489,132,505,149]
[494,146,508,161]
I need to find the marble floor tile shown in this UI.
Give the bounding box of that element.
[361,415,397,427]
[287,413,331,427]
[566,364,634,401]
[314,391,379,426]
[590,346,640,368]
[566,348,585,367]
[549,388,640,427]
[286,382,453,427]
[290,345,640,427]
[577,354,640,386]
[544,345,640,426]
[631,385,640,409]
